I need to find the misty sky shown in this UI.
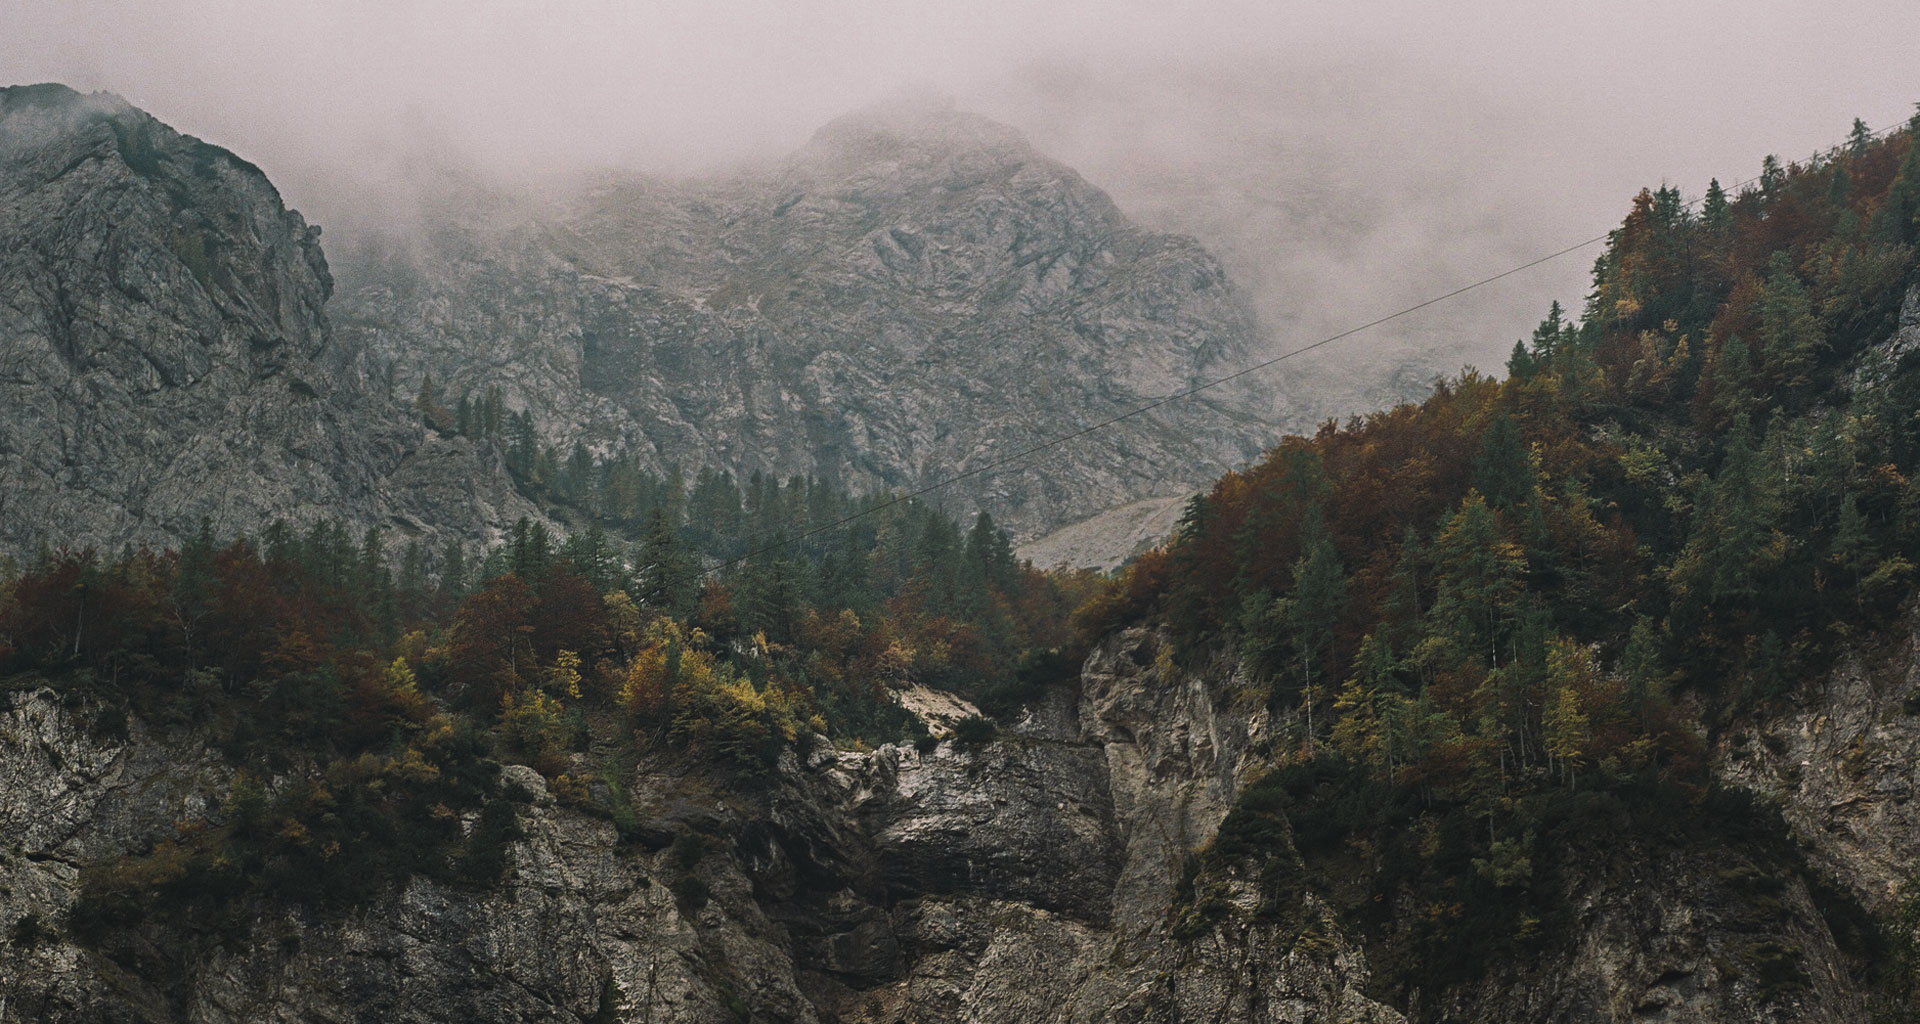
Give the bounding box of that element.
[9,0,1919,421]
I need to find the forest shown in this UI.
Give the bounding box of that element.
[0,475,1094,935]
[1081,111,1920,1002]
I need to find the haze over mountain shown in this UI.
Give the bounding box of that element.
[10,1,1915,442]
[0,84,534,557]
[327,93,1278,541]
[0,80,1280,559]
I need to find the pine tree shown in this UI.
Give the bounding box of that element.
[1707,334,1757,423]
[359,527,396,637]
[1760,154,1784,197]
[507,518,554,581]
[439,539,469,600]
[1473,415,1533,513]
[1618,615,1667,731]
[561,523,622,594]
[1828,164,1853,207]
[507,412,538,481]
[563,443,594,506]
[1532,300,1568,361]
[1755,252,1824,392]
[1701,179,1732,235]
[1506,339,1537,381]
[1332,631,1403,777]
[1848,117,1873,158]
[398,540,427,624]
[1425,492,1526,668]
[965,510,1019,594]
[636,506,696,615]
[1831,492,1875,589]
[1704,419,1775,605]
[1281,506,1347,751]
[171,516,220,672]
[1871,111,1920,243]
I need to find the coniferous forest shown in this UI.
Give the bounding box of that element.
[1077,112,1920,1003]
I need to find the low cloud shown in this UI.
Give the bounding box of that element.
[8,0,1916,418]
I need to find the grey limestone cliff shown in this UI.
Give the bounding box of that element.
[0,627,1397,1023]
[0,83,536,559]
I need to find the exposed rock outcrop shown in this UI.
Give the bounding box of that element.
[0,83,535,558]
[0,629,1400,1023]
[1719,597,1920,915]
[2,617,1906,1022]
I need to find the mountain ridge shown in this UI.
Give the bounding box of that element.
[327,93,1281,542]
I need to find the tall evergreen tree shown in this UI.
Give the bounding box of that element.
[1424,492,1526,668]
[635,506,697,616]
[1472,415,1533,513]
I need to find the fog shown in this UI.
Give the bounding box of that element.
[9,0,1919,419]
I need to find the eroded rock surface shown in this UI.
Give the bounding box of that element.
[5,618,1906,1022]
[0,83,535,557]
[329,96,1280,540]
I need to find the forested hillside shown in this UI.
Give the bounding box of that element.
[1079,111,1920,1014]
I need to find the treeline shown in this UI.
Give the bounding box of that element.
[1,486,1087,757]
[411,373,887,544]
[0,480,1095,933]
[1093,113,1920,997]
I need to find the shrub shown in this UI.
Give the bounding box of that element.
[949,715,998,746]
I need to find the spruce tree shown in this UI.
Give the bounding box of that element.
[1701,179,1731,235]
[1472,415,1533,513]
[636,506,696,615]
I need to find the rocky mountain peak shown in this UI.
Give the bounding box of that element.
[332,101,1276,540]
[0,82,137,140]
[798,90,1038,178]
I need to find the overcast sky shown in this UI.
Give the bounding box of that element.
[8,0,1918,417]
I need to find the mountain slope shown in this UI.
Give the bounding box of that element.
[330,95,1277,540]
[0,84,534,558]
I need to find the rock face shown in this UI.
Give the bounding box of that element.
[0,84,535,558]
[330,95,1278,540]
[1017,494,1193,571]
[10,618,1895,1023]
[0,629,1406,1023]
[1720,597,1920,914]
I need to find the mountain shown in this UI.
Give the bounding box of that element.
[7,79,1920,1024]
[0,84,534,558]
[328,94,1278,542]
